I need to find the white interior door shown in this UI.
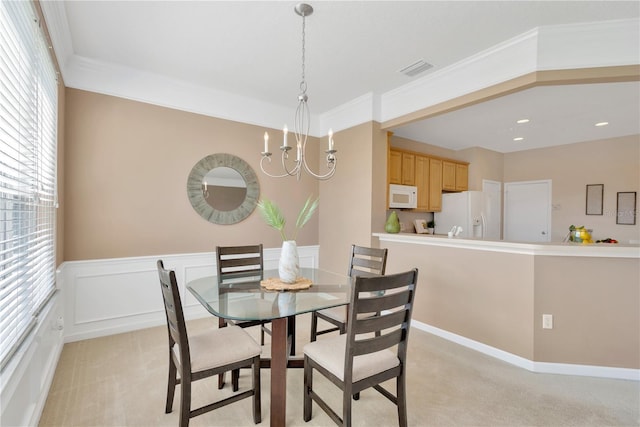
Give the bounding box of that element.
[504,180,552,242]
[482,179,502,240]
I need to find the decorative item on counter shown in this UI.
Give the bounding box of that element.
[568,225,593,244]
[427,220,435,234]
[257,195,318,284]
[414,219,428,234]
[447,225,463,238]
[385,211,401,233]
[596,238,618,244]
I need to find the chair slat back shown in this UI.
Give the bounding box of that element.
[157,260,190,365]
[216,244,264,281]
[345,269,418,364]
[348,245,388,277]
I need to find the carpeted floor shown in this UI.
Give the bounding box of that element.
[39,314,640,426]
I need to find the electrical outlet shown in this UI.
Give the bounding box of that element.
[542,314,553,329]
[400,222,405,231]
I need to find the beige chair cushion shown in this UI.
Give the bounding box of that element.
[303,334,399,383]
[174,325,261,372]
[317,305,347,322]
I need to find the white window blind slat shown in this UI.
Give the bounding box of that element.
[0,1,57,371]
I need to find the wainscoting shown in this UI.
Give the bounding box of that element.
[59,246,320,343]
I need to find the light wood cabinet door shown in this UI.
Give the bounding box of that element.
[455,163,468,191]
[401,153,415,185]
[415,155,429,211]
[389,150,402,184]
[442,161,456,191]
[428,158,442,211]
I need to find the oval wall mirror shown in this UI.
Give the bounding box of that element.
[187,153,260,225]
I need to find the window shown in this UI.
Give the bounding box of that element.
[0,1,58,370]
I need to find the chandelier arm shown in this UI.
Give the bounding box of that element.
[280,151,302,178]
[260,155,299,179]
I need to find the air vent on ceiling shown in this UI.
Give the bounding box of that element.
[399,59,433,77]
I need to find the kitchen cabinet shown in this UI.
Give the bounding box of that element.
[443,160,468,191]
[455,163,468,191]
[401,153,415,185]
[389,149,416,185]
[415,155,429,211]
[389,150,402,184]
[442,161,456,191]
[428,158,442,211]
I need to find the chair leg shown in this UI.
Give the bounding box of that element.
[397,371,408,427]
[303,356,313,422]
[260,325,265,346]
[179,370,191,427]
[218,317,227,389]
[353,392,360,401]
[252,356,262,424]
[310,312,318,342]
[232,368,240,392]
[165,355,177,413]
[343,385,353,427]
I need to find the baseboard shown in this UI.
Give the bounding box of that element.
[0,296,65,427]
[411,320,639,381]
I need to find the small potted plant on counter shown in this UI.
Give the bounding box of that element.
[427,220,435,234]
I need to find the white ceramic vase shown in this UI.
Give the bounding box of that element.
[279,240,299,284]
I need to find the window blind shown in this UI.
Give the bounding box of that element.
[0,0,58,371]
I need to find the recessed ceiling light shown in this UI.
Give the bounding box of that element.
[595,121,609,127]
[513,137,524,141]
[516,119,530,124]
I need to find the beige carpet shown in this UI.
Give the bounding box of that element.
[39,315,639,427]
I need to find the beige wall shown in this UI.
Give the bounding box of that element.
[382,240,639,368]
[383,241,535,359]
[504,135,640,243]
[456,146,504,190]
[534,256,639,368]
[319,122,381,273]
[63,88,319,261]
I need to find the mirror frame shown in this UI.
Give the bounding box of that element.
[187,153,260,225]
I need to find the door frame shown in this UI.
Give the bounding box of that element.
[482,179,502,240]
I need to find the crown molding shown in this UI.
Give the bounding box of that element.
[40,2,639,137]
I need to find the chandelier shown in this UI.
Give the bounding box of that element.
[260,3,337,181]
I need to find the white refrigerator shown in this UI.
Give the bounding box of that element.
[435,191,498,239]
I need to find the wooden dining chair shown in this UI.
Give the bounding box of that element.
[310,245,388,341]
[303,268,419,427]
[156,260,262,427]
[216,245,273,390]
[216,244,272,344]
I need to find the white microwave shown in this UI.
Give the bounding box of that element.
[389,184,417,209]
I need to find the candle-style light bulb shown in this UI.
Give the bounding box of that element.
[264,131,269,153]
[283,125,288,147]
[328,128,334,151]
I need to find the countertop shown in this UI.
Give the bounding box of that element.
[372,232,640,258]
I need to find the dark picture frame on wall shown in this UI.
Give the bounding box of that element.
[586,184,603,215]
[616,192,637,225]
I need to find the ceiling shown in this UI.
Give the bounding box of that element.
[45,1,640,153]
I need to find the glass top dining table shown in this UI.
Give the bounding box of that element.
[186,267,352,427]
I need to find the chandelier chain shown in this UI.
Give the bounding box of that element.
[300,12,307,94]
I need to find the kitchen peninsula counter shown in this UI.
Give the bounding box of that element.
[373,232,640,258]
[372,232,640,379]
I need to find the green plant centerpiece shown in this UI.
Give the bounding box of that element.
[257,196,318,284]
